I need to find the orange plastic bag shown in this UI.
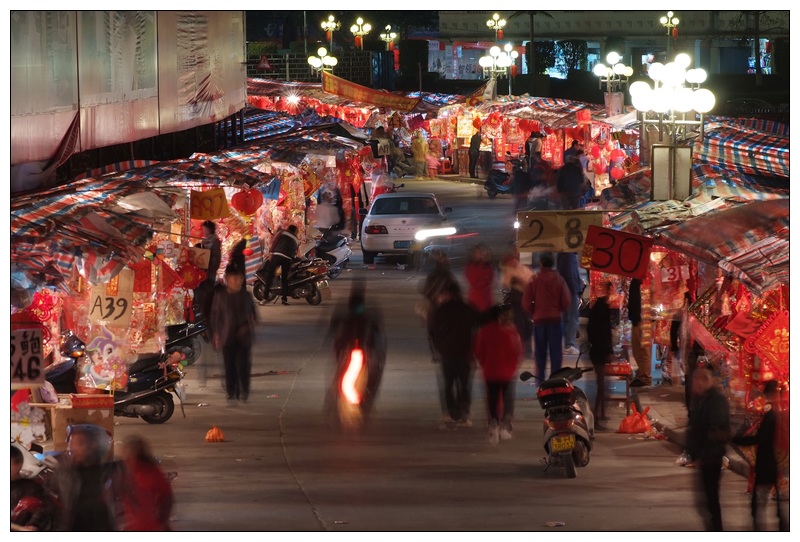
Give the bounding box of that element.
[617,404,652,434]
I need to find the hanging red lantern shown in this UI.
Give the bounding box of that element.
[671,27,678,39]
[230,189,264,216]
[510,65,518,77]
[611,166,625,180]
[326,30,332,43]
[497,29,504,40]
[610,149,626,162]
[590,146,602,159]
[472,117,482,129]
[355,35,362,49]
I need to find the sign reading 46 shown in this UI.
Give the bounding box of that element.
[516,211,603,253]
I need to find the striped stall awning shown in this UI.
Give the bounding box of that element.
[697,121,790,179]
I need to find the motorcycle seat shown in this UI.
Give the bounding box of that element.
[129,354,163,375]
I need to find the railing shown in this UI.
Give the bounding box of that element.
[246,52,377,86]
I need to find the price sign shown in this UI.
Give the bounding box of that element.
[190,188,230,220]
[158,240,176,260]
[186,247,211,270]
[11,328,44,388]
[89,268,133,326]
[581,225,653,279]
[516,211,603,253]
[660,265,690,283]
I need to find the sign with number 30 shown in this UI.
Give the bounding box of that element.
[581,225,653,279]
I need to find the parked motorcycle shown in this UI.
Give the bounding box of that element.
[252,257,330,305]
[163,309,209,367]
[113,350,187,424]
[484,160,524,199]
[303,227,353,279]
[519,347,595,478]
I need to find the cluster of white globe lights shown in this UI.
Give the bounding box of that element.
[308,47,338,71]
[479,43,518,74]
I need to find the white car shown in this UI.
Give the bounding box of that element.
[359,192,453,264]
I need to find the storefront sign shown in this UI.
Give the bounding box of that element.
[11,328,44,388]
[581,225,653,279]
[89,268,133,326]
[190,188,230,220]
[517,211,603,253]
[660,265,690,283]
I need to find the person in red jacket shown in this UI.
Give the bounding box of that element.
[464,243,495,312]
[115,435,174,531]
[474,304,524,445]
[522,252,571,383]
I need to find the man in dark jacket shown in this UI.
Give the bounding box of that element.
[556,154,585,210]
[257,225,300,305]
[427,281,499,429]
[194,220,222,319]
[732,380,789,531]
[468,130,482,179]
[686,363,731,531]
[587,280,613,425]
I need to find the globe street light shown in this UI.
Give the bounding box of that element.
[486,13,506,42]
[660,11,679,57]
[630,53,714,200]
[308,47,338,79]
[479,43,518,97]
[593,51,634,116]
[321,15,340,51]
[350,17,371,51]
[380,25,397,51]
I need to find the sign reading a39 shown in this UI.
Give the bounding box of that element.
[516,211,603,253]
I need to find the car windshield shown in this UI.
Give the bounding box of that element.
[371,197,440,215]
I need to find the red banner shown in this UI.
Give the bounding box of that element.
[322,72,420,112]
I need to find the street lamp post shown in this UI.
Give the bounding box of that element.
[379,25,397,51]
[479,44,518,98]
[308,47,338,79]
[629,53,714,200]
[321,15,340,51]
[486,13,506,43]
[593,51,634,116]
[350,17,371,51]
[659,11,679,58]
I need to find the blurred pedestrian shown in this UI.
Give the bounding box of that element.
[428,281,479,429]
[556,252,582,356]
[474,304,523,444]
[522,252,571,383]
[114,435,174,531]
[411,132,429,179]
[469,129,482,179]
[587,280,614,426]
[686,363,731,531]
[49,424,116,531]
[194,220,222,318]
[257,224,300,306]
[464,243,495,312]
[500,253,534,358]
[732,380,789,531]
[511,159,534,213]
[11,445,58,531]
[210,263,258,403]
[557,154,585,210]
[228,238,248,292]
[629,278,652,387]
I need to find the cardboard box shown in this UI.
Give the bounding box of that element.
[31,394,115,452]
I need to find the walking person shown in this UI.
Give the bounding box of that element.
[686,362,731,531]
[556,252,582,356]
[114,434,174,531]
[587,280,614,426]
[500,253,534,358]
[464,243,495,312]
[556,154,585,210]
[522,252,571,383]
[193,220,222,318]
[525,131,544,172]
[256,224,300,306]
[732,380,789,531]
[210,263,258,403]
[428,281,481,429]
[468,129,482,179]
[629,278,652,387]
[474,304,523,445]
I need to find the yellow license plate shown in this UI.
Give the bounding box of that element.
[551,434,575,453]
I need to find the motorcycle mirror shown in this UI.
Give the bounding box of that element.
[358,208,368,217]
[519,371,534,382]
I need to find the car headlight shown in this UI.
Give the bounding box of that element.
[415,227,457,241]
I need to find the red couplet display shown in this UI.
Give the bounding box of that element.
[581,225,653,280]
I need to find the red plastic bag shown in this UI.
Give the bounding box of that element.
[617,404,652,433]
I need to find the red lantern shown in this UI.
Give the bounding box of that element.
[671,27,678,39]
[497,29,504,40]
[594,162,606,175]
[473,117,482,129]
[510,65,518,77]
[590,146,602,159]
[326,30,332,43]
[355,36,362,49]
[230,189,264,216]
[610,149,626,162]
[611,166,625,180]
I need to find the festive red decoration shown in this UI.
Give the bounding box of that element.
[610,149,626,162]
[231,189,264,216]
[355,36,362,49]
[472,117,482,129]
[671,27,678,38]
[176,263,206,290]
[611,166,625,180]
[630,153,640,163]
[497,29,504,40]
[510,65,518,77]
[594,161,607,175]
[590,146,602,159]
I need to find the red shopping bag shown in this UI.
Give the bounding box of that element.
[617,404,652,433]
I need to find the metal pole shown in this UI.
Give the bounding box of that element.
[303,11,308,56]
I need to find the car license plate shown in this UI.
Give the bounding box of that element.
[393,240,412,249]
[550,434,575,453]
